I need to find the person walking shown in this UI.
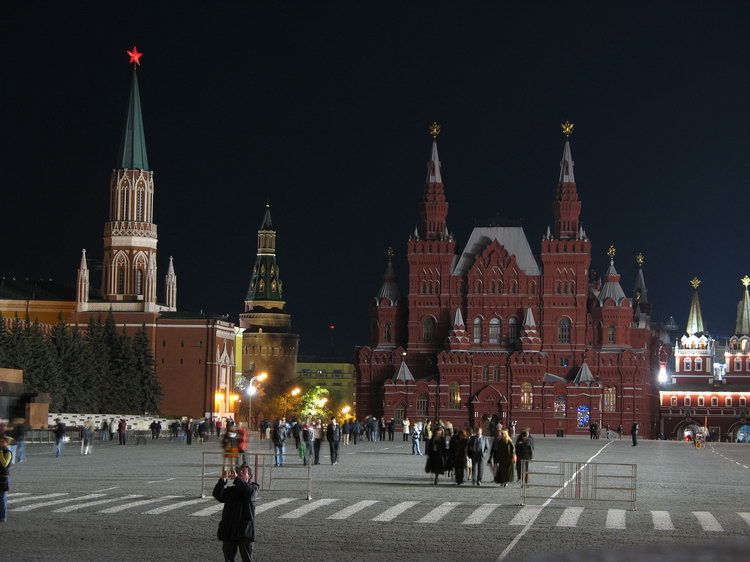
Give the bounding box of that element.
[118,419,128,446]
[54,418,66,457]
[515,431,534,484]
[468,427,490,486]
[213,464,259,562]
[450,430,469,485]
[490,429,515,487]
[402,418,410,442]
[81,418,94,456]
[0,435,12,522]
[222,423,241,470]
[326,418,341,465]
[617,425,623,440]
[185,419,193,446]
[631,422,639,446]
[387,418,395,441]
[425,428,448,485]
[342,419,350,446]
[605,424,611,439]
[300,420,314,466]
[411,422,422,455]
[313,419,323,465]
[271,419,287,467]
[100,419,109,442]
[11,419,27,464]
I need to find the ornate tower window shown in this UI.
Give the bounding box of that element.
[684,396,691,406]
[607,325,616,344]
[449,382,461,408]
[473,318,482,344]
[697,395,704,406]
[670,396,677,407]
[135,269,144,295]
[508,317,519,343]
[136,189,144,221]
[422,317,436,343]
[383,323,392,343]
[529,281,536,295]
[735,358,742,371]
[489,318,501,344]
[684,358,692,371]
[711,396,718,407]
[726,396,733,407]
[577,405,590,428]
[510,280,518,294]
[554,396,566,417]
[416,393,429,416]
[520,382,533,410]
[740,397,746,407]
[603,386,616,412]
[121,189,129,220]
[558,317,572,344]
[117,267,125,294]
[695,357,703,372]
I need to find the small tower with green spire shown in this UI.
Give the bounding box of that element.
[239,204,299,396]
[673,277,714,383]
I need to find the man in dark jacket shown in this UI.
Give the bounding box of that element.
[326,419,341,465]
[213,464,259,562]
[468,427,489,486]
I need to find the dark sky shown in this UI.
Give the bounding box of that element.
[3,2,749,358]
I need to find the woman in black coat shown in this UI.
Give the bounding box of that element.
[490,429,515,486]
[425,428,448,485]
[515,431,534,483]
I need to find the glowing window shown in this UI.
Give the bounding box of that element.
[695,357,703,372]
[554,396,566,418]
[603,387,616,413]
[608,326,616,344]
[735,358,742,371]
[577,405,590,428]
[711,397,718,407]
[670,396,677,406]
[449,382,461,408]
[697,396,704,406]
[684,358,692,371]
[726,397,733,407]
[520,382,533,410]
[740,397,746,407]
[684,396,691,406]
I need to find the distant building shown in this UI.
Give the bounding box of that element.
[356,126,666,437]
[296,359,356,409]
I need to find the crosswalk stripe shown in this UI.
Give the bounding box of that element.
[9,493,31,497]
[279,498,338,519]
[417,502,460,524]
[693,511,724,532]
[605,509,626,529]
[54,495,144,513]
[328,500,380,520]
[462,503,501,525]
[8,493,67,505]
[191,503,225,517]
[14,494,105,512]
[738,513,750,528]
[509,506,543,526]
[371,501,419,522]
[556,507,584,527]
[143,498,210,515]
[256,498,297,515]
[98,496,183,514]
[651,510,674,531]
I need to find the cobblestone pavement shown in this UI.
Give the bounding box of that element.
[3,436,749,561]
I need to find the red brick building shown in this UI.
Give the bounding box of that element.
[356,126,666,437]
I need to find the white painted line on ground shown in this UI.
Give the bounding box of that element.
[91,487,120,493]
[279,498,338,519]
[651,510,674,531]
[693,511,724,532]
[255,498,297,515]
[9,493,31,497]
[738,512,750,528]
[327,500,380,520]
[556,507,584,527]
[509,506,543,526]
[191,503,225,517]
[382,448,389,450]
[143,498,209,515]
[8,493,67,505]
[54,495,145,513]
[99,496,183,513]
[462,503,501,525]
[371,501,419,522]
[606,509,627,529]
[497,440,613,561]
[146,478,175,484]
[417,502,460,523]
[15,494,105,512]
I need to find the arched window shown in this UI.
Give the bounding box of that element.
[711,396,718,407]
[735,358,742,371]
[421,280,428,294]
[740,397,747,407]
[554,396,566,418]
[482,366,489,381]
[746,358,750,371]
[416,394,429,417]
[520,382,533,410]
[558,317,571,344]
[603,386,616,413]
[726,396,733,407]
[510,280,518,294]
[607,326,616,345]
[117,267,125,294]
[529,281,536,295]
[473,318,482,344]
[383,323,392,343]
[489,318,501,344]
[394,403,406,423]
[474,280,482,294]
[135,269,144,295]
[697,396,704,406]
[695,357,703,372]
[120,189,129,219]
[136,189,144,221]
[449,382,461,408]
[508,317,519,343]
[577,405,590,428]
[493,366,500,381]
[422,317,436,343]
[684,396,691,406]
[670,396,677,407]
[684,358,692,371]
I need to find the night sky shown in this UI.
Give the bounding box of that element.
[3,3,749,358]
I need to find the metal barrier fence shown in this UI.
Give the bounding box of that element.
[200,451,312,500]
[24,429,156,444]
[520,459,637,511]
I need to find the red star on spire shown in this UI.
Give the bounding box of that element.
[126,46,143,65]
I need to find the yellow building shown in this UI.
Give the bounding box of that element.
[296,360,356,411]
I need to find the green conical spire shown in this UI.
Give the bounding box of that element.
[260,202,273,230]
[118,70,149,170]
[736,276,750,336]
[246,205,283,305]
[685,278,705,335]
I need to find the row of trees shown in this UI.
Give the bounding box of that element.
[0,315,162,414]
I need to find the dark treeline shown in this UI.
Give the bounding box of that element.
[0,314,162,414]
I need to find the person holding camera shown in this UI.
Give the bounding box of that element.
[213,464,259,562]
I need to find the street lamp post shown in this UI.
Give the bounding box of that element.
[246,372,268,431]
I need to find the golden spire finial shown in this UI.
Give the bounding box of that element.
[561,121,574,137]
[429,122,441,139]
[690,277,701,290]
[636,253,644,266]
[607,245,616,259]
[742,275,750,288]
[386,247,395,259]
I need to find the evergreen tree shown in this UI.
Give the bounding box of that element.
[50,317,90,412]
[0,316,8,367]
[84,317,109,413]
[133,325,162,414]
[18,321,63,410]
